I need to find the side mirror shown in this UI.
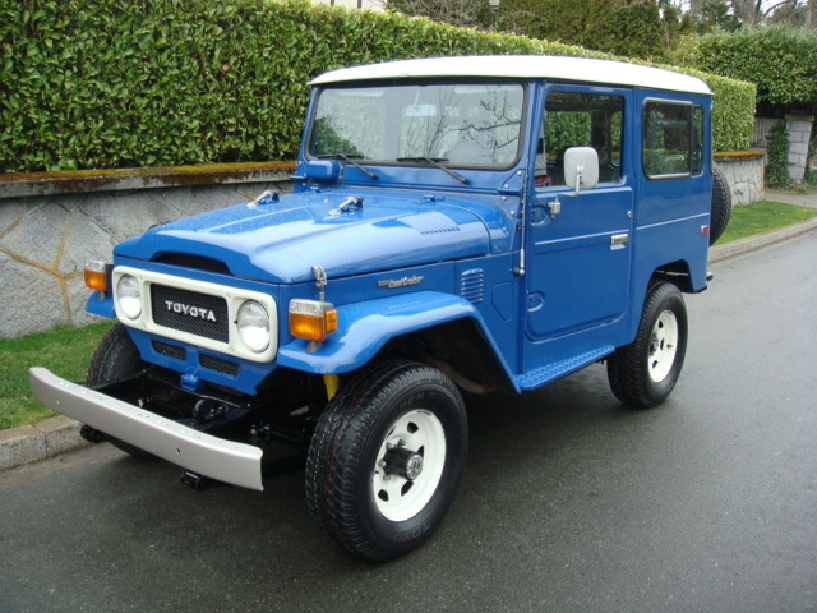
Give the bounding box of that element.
[564,147,599,193]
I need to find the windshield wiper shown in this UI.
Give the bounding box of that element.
[396,157,470,185]
[317,154,378,180]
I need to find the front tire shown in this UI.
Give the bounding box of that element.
[305,361,467,561]
[607,283,688,409]
[87,323,154,458]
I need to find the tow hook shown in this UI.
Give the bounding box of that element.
[180,470,226,492]
[80,425,109,444]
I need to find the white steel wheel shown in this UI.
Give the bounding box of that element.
[648,309,680,384]
[606,282,688,409]
[305,360,467,561]
[372,409,447,522]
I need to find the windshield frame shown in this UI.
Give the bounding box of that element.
[304,78,530,173]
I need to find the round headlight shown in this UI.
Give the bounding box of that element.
[116,274,141,320]
[237,300,269,353]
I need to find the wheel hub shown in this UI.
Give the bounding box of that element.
[384,447,424,480]
[371,409,447,522]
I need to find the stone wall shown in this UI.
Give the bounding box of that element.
[0,164,294,338]
[714,152,764,206]
[752,115,815,184]
[784,115,814,183]
[0,153,769,339]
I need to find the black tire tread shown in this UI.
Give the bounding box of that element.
[87,323,141,383]
[305,360,465,561]
[87,323,154,459]
[710,166,732,245]
[607,283,687,409]
[305,361,409,543]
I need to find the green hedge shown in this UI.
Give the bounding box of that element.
[499,0,667,60]
[0,0,755,172]
[693,26,817,117]
[673,67,756,151]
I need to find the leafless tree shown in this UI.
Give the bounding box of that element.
[667,0,814,26]
[387,0,491,29]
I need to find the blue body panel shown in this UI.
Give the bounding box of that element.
[86,291,115,318]
[89,76,712,397]
[278,291,511,378]
[113,191,515,283]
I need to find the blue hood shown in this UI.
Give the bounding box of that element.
[115,192,501,283]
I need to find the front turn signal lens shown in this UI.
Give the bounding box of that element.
[289,299,338,342]
[84,261,110,292]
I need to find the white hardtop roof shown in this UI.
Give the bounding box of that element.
[311,55,712,95]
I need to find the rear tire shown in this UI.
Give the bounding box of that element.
[607,283,688,409]
[87,323,154,459]
[305,360,467,561]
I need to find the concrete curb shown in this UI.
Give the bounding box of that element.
[2,218,816,471]
[0,415,88,470]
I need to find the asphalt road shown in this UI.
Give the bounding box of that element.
[1,233,815,613]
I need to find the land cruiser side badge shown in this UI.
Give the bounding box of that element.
[378,276,424,289]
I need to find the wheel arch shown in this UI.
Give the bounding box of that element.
[277,291,512,386]
[651,259,695,293]
[623,260,697,348]
[276,291,515,391]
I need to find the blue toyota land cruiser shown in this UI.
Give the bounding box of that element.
[30,56,730,561]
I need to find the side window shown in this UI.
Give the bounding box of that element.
[642,101,703,178]
[536,92,624,187]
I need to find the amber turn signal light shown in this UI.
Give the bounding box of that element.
[84,261,110,292]
[289,299,338,342]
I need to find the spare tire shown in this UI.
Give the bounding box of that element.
[709,165,731,245]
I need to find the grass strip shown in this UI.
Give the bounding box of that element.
[0,321,113,428]
[719,200,817,243]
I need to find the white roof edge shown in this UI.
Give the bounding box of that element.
[310,55,712,95]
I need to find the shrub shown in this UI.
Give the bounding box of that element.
[0,0,755,172]
[765,123,792,188]
[693,26,817,117]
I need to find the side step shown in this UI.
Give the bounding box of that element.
[514,346,614,391]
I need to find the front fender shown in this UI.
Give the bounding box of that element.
[276,291,509,377]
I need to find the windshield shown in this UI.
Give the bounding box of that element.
[308,82,525,169]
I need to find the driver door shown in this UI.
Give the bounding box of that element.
[525,86,634,363]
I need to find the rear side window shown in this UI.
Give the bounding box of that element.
[642,100,703,179]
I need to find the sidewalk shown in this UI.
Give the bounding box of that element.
[2,212,817,471]
[760,190,817,208]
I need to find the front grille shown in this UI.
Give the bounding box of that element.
[152,340,186,360]
[200,354,239,376]
[151,284,229,343]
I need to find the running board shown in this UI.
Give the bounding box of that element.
[514,346,614,391]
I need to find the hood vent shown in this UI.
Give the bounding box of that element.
[402,212,461,235]
[461,268,485,304]
[152,253,231,275]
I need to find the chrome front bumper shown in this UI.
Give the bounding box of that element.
[28,367,264,490]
